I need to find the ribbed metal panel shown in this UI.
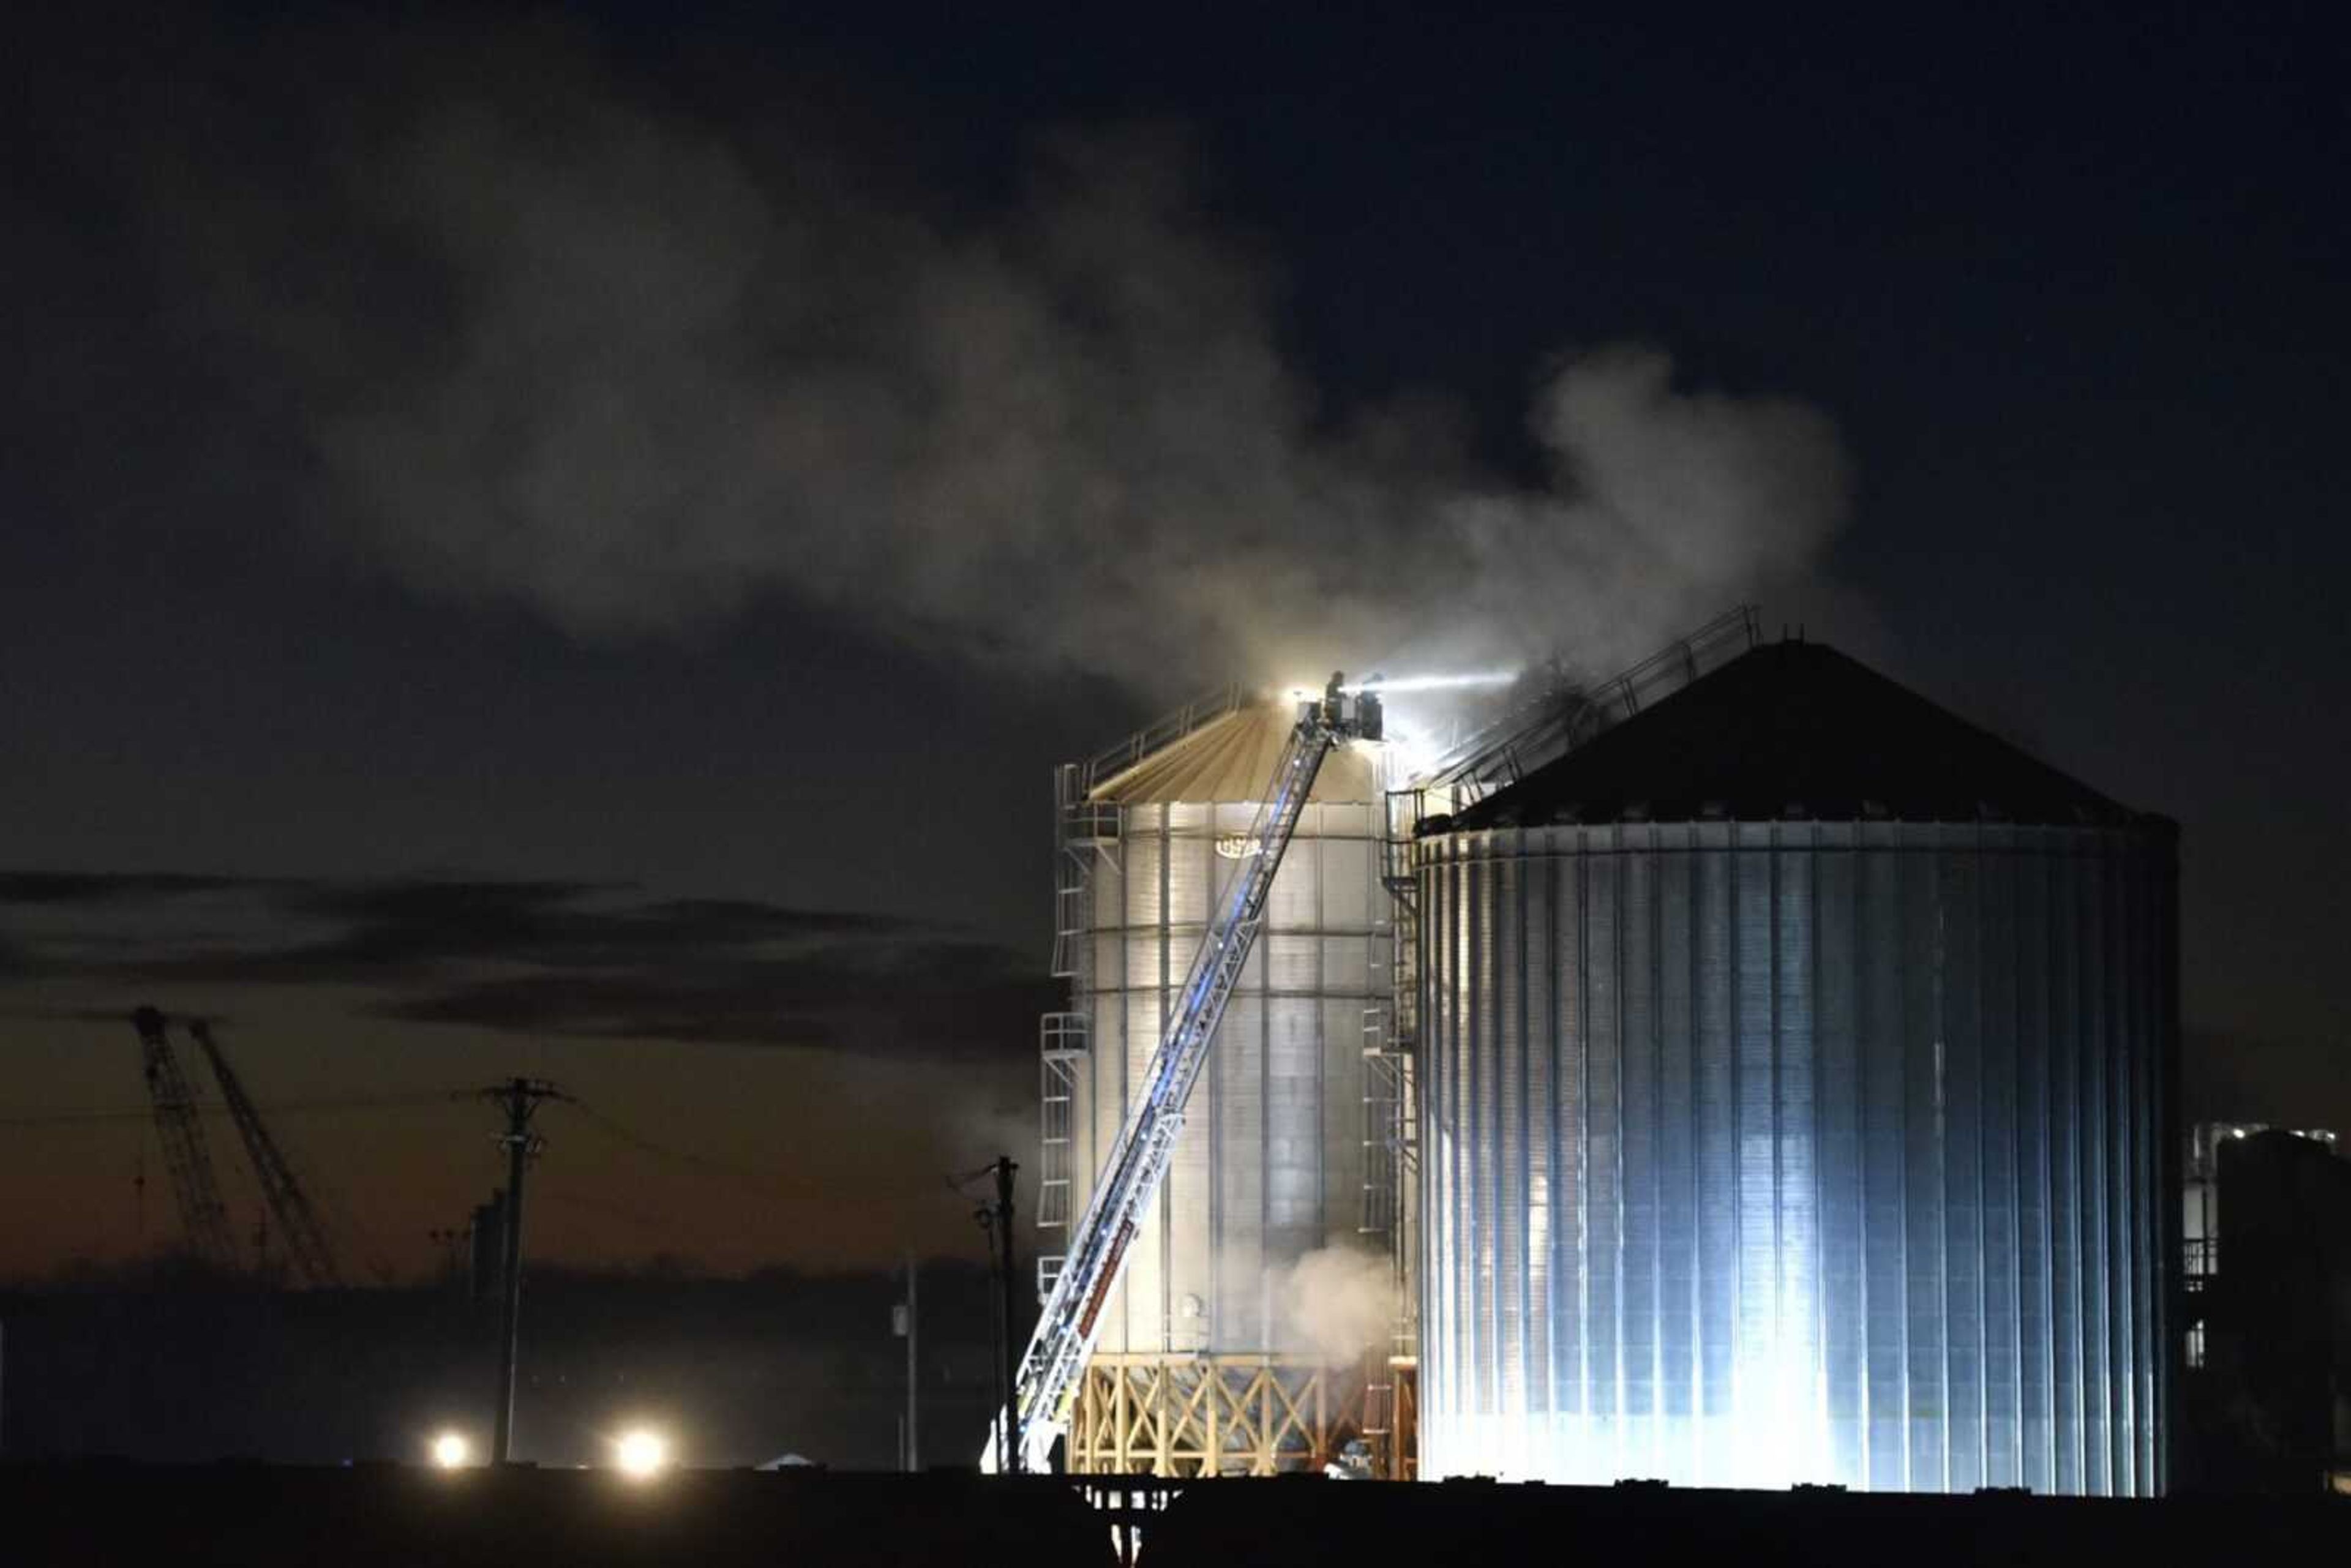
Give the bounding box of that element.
[1415,820,2176,1494]
[1074,774,1388,1360]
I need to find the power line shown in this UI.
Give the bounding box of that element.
[0,1091,463,1129]
[536,1188,678,1234]
[558,1099,947,1207]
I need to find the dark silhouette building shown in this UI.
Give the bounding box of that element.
[2179,1126,2351,1492]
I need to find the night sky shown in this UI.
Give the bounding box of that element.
[3,4,2344,1283]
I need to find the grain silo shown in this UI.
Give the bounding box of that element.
[1412,640,2178,1495]
[1041,691,1396,1475]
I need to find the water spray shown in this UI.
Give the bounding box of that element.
[1341,670,1518,696]
[1286,670,1518,700]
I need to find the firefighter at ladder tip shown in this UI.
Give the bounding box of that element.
[1319,671,1383,741]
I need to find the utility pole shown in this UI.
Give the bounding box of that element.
[980,1208,1005,1469]
[483,1077,564,1465]
[891,1252,920,1471]
[993,1155,1019,1474]
[904,1252,920,1471]
[427,1227,463,1287]
[958,1155,1023,1472]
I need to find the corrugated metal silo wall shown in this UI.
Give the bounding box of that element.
[1415,820,2177,1494]
[1078,798,1386,1356]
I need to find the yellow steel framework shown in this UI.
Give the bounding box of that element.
[1067,1354,1372,1477]
[1387,1357,1418,1480]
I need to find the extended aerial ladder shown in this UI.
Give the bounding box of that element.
[187,1018,345,1287]
[131,1005,239,1270]
[991,678,1378,1472]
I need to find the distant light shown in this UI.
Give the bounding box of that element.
[430,1431,472,1469]
[614,1428,671,1480]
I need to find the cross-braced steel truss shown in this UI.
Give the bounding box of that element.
[1067,1354,1370,1477]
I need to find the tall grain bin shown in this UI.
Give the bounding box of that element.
[1043,694,1394,1475]
[1414,642,2178,1495]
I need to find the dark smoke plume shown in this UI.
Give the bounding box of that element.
[132,15,1853,691]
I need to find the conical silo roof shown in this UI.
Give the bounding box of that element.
[1088,699,1381,805]
[1446,640,2166,830]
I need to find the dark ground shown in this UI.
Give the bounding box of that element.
[0,1262,1015,1469]
[4,1463,2344,1568]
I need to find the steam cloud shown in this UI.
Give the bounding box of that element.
[143,17,1853,692]
[1275,1246,1400,1366]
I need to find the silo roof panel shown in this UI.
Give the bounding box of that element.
[1089,701,1381,805]
[1452,640,2167,830]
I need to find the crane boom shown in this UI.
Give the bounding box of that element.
[994,697,1355,1471]
[131,1006,239,1270]
[189,1019,345,1288]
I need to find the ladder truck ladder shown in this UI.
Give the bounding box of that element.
[188,1019,345,1288]
[131,1006,239,1270]
[992,697,1354,1472]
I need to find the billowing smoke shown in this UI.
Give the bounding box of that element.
[137,15,1852,693]
[1274,1245,1399,1367]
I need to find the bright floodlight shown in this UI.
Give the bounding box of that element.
[430,1431,471,1469]
[614,1428,670,1480]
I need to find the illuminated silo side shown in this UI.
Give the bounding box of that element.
[1413,642,2178,1495]
[1043,694,1393,1476]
